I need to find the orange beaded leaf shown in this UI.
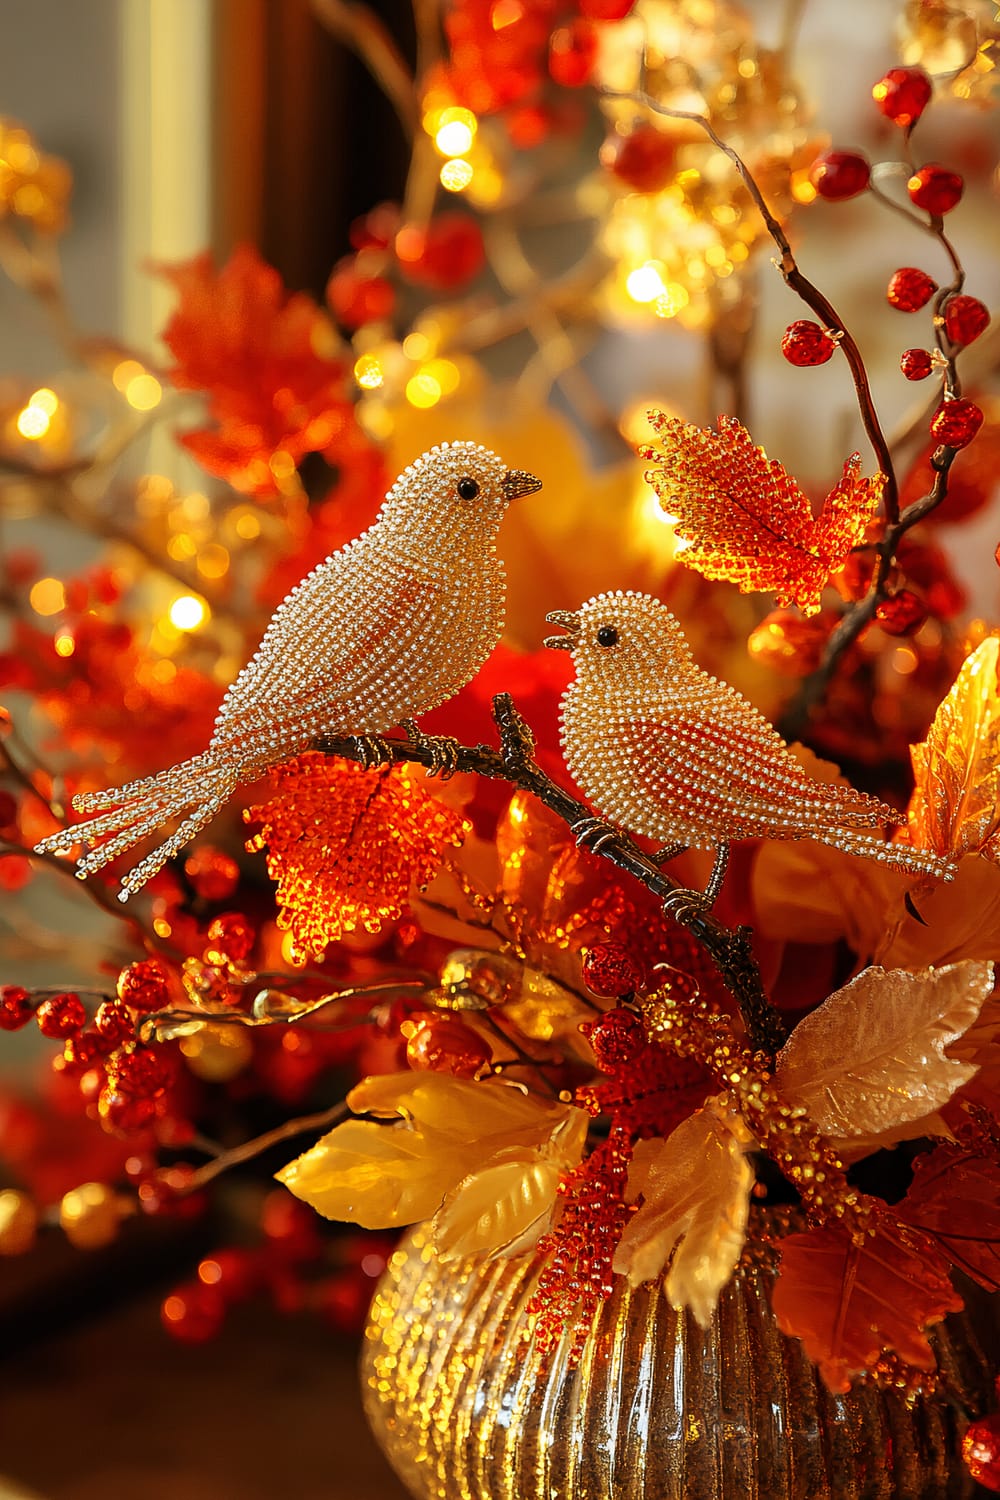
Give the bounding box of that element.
[641,412,884,615]
[245,753,470,961]
[908,635,1000,862]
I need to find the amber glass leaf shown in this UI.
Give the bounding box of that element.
[246,753,469,961]
[774,961,994,1147]
[773,1216,963,1392]
[277,1072,587,1233]
[898,1144,1000,1291]
[613,1099,753,1325]
[908,636,1000,862]
[642,413,883,615]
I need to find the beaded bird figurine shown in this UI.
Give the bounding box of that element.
[37,442,541,900]
[545,590,956,904]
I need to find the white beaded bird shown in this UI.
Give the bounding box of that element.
[37,442,541,901]
[544,590,956,906]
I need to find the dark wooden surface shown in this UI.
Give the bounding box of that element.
[1,1293,410,1500]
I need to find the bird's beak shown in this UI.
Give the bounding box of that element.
[502,468,542,501]
[543,609,581,651]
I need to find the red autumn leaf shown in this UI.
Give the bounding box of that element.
[897,1144,1000,1291]
[245,754,470,961]
[158,245,358,496]
[642,412,884,615]
[772,1215,963,1391]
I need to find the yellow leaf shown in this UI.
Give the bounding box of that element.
[348,1070,578,1146]
[613,1098,753,1325]
[275,1117,480,1228]
[433,1119,588,1262]
[774,962,994,1149]
[279,1072,589,1232]
[908,636,1000,862]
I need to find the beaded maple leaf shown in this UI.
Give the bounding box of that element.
[641,412,884,615]
[245,753,469,961]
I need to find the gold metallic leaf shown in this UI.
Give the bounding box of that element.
[774,961,994,1147]
[908,636,1000,862]
[433,1121,588,1263]
[613,1098,753,1325]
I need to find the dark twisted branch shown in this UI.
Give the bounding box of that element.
[317,694,787,1056]
[600,84,973,739]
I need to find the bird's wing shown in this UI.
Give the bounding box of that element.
[619,699,870,843]
[217,557,442,743]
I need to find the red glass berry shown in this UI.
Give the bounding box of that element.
[579,0,635,17]
[963,1412,1000,1493]
[942,293,990,347]
[875,590,928,636]
[0,986,32,1031]
[205,912,256,962]
[582,1007,647,1070]
[197,1247,259,1303]
[318,1270,372,1337]
[581,941,643,998]
[139,1164,201,1216]
[112,1045,173,1098]
[161,1281,225,1344]
[58,1033,103,1076]
[0,790,17,827]
[395,214,485,290]
[601,124,677,193]
[930,397,984,449]
[899,348,934,381]
[405,1013,492,1078]
[872,66,932,128]
[809,150,871,201]
[98,1086,157,1134]
[548,21,598,89]
[781,320,836,366]
[35,992,86,1040]
[886,267,937,311]
[261,1189,322,1260]
[908,163,963,215]
[94,999,134,1047]
[117,958,171,1013]
[326,257,395,330]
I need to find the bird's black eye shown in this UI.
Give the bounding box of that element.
[457,477,480,500]
[596,625,619,648]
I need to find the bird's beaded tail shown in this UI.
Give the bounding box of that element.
[820,827,957,882]
[34,753,241,903]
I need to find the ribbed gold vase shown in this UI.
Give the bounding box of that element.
[361,1215,997,1500]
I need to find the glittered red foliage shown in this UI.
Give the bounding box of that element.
[158,245,358,497]
[7,616,219,777]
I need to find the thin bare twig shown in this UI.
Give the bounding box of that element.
[600,86,900,524]
[184,1101,351,1193]
[310,0,420,140]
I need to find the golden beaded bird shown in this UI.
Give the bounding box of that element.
[544,590,956,905]
[37,442,541,901]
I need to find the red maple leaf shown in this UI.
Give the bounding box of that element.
[772,1213,963,1391]
[641,413,884,615]
[897,1143,1000,1291]
[158,246,359,497]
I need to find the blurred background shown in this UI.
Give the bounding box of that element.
[0,1,997,1495]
